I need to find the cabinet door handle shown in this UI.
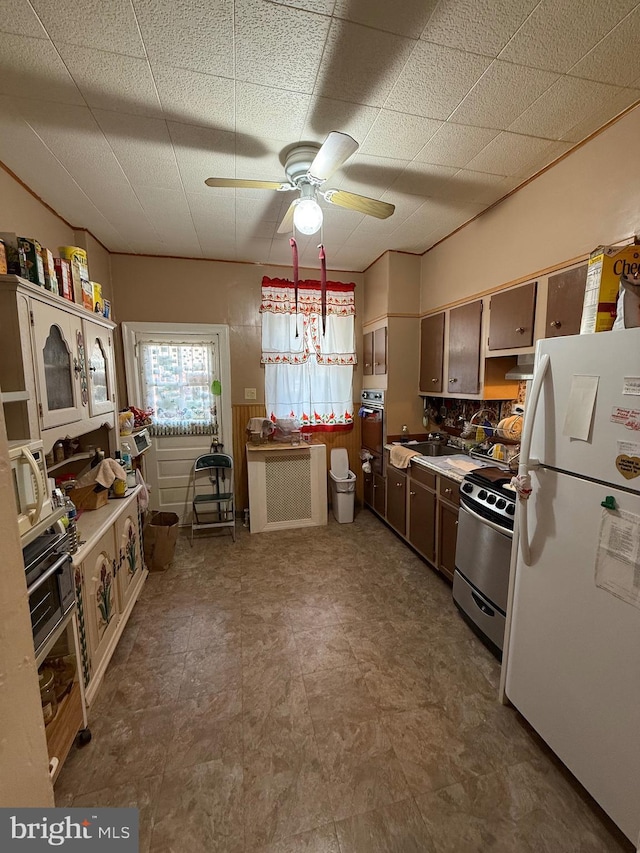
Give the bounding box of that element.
[515,326,525,333]
[431,378,438,383]
[444,487,452,495]
[449,378,457,383]
[364,362,371,367]
[550,320,561,328]
[409,491,416,497]
[396,481,403,487]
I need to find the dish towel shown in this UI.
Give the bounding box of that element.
[389,445,421,469]
[76,459,128,490]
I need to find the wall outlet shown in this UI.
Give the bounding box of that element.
[244,387,257,400]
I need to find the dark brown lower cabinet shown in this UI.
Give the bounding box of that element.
[408,481,436,563]
[364,470,373,507]
[437,501,459,582]
[373,472,386,516]
[386,466,406,535]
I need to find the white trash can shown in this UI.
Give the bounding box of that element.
[329,448,356,523]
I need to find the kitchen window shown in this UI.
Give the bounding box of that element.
[260,277,356,430]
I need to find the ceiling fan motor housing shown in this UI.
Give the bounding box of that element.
[284,144,322,187]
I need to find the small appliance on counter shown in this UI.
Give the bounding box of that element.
[9,438,54,538]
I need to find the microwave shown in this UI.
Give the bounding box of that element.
[9,439,54,538]
[120,427,152,458]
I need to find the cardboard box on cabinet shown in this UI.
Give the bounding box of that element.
[581,244,640,333]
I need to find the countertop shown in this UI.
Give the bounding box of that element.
[385,443,491,484]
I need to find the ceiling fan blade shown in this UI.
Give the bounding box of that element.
[322,189,395,219]
[308,132,358,184]
[277,201,298,234]
[205,177,292,190]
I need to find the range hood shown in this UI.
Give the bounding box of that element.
[505,353,535,381]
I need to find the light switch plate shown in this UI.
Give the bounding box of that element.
[245,387,257,400]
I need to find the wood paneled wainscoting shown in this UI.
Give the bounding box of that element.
[231,404,363,520]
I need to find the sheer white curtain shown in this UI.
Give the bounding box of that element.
[139,339,219,436]
[260,277,356,430]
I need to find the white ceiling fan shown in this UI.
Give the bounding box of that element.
[205,131,395,235]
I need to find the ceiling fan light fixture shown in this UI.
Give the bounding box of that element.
[293,198,323,235]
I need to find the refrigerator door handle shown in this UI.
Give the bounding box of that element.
[518,352,550,566]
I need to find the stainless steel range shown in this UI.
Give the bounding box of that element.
[453,467,516,660]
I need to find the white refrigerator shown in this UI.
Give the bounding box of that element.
[504,327,640,847]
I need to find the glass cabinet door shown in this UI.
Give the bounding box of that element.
[31,300,84,429]
[83,320,115,417]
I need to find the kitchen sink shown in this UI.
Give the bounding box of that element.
[407,442,464,456]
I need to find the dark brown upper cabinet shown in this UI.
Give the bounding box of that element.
[488,281,537,350]
[448,300,482,394]
[363,331,373,375]
[419,312,445,393]
[373,326,387,375]
[546,265,587,338]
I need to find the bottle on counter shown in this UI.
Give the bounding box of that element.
[90,447,105,468]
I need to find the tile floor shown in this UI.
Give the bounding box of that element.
[55,511,632,853]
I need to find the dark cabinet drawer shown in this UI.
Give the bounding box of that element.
[438,476,460,506]
[410,463,436,490]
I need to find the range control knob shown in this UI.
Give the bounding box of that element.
[496,498,506,509]
[506,504,516,516]
[478,489,487,500]
[486,494,497,505]
[462,482,473,493]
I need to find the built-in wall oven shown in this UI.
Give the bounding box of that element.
[453,467,515,660]
[359,389,385,474]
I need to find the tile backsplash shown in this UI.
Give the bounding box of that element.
[422,383,526,434]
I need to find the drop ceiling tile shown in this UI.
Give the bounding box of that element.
[135,187,202,253]
[132,0,234,77]
[316,19,416,107]
[447,169,511,204]
[450,61,559,129]
[236,194,282,224]
[237,238,275,263]
[268,0,334,14]
[333,0,438,38]
[390,162,459,198]
[167,122,236,194]
[421,0,539,57]
[235,82,310,142]
[30,0,145,56]
[498,0,638,73]
[465,131,564,177]
[509,76,628,140]
[10,100,131,198]
[152,65,235,130]
[199,239,238,262]
[93,110,182,190]
[0,32,84,104]
[360,111,442,159]
[561,87,640,142]
[90,190,161,244]
[521,139,574,176]
[0,0,48,38]
[58,45,162,117]
[385,41,492,120]
[569,6,640,86]
[234,136,293,184]
[415,123,499,168]
[339,153,408,196]
[234,0,329,92]
[302,98,379,146]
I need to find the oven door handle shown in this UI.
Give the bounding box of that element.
[27,553,71,597]
[460,502,513,538]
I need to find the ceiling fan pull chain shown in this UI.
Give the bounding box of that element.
[290,237,300,338]
[319,243,327,336]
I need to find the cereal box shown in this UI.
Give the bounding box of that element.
[0,239,7,275]
[91,281,102,315]
[81,279,94,312]
[41,247,58,294]
[54,258,73,301]
[0,232,28,277]
[69,259,84,304]
[19,237,46,286]
[581,244,640,333]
